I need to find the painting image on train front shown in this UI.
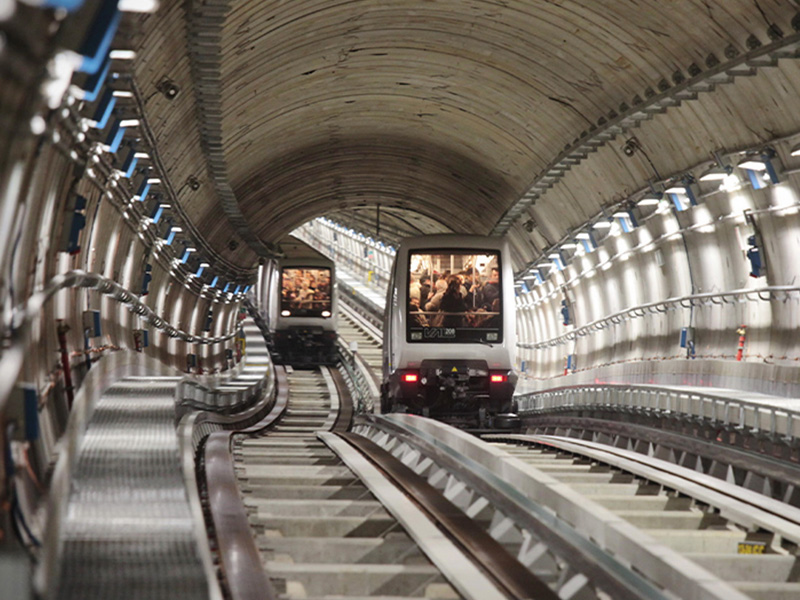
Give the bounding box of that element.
[407,250,503,343]
[280,267,332,317]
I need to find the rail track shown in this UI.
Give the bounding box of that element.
[485,434,800,600]
[337,303,383,373]
[216,302,800,600]
[232,367,519,599]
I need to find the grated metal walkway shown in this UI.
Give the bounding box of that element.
[55,377,209,600]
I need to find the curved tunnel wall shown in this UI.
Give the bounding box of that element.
[3,0,800,519]
[508,56,800,395]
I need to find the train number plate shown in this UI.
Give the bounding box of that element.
[423,328,456,339]
[737,542,766,554]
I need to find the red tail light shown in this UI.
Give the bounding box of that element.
[402,373,419,383]
[490,374,507,383]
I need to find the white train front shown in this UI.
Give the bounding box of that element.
[381,234,518,426]
[267,237,338,365]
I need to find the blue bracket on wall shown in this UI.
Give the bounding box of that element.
[119,146,138,178]
[77,0,122,74]
[140,263,153,296]
[74,56,111,102]
[91,87,116,129]
[43,0,86,10]
[63,195,88,255]
[135,177,151,203]
[560,300,572,326]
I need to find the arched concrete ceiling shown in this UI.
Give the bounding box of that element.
[131,0,798,271]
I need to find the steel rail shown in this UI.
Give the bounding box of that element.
[179,324,280,600]
[356,415,673,600]
[510,434,800,540]
[519,415,800,497]
[203,435,277,600]
[518,285,800,350]
[0,269,240,417]
[338,298,384,346]
[199,368,290,600]
[338,431,559,600]
[516,383,800,442]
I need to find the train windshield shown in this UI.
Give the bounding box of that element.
[407,250,502,343]
[280,267,332,318]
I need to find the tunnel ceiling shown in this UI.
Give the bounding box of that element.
[131,0,798,270]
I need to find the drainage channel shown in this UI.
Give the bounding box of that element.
[486,434,800,600]
[232,367,527,600]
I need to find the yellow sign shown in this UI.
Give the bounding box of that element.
[737,542,766,555]
[451,367,458,373]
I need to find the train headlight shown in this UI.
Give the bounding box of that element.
[281,310,291,317]
[321,310,331,318]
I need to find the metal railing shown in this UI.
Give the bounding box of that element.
[337,339,379,415]
[0,269,240,416]
[517,383,800,441]
[337,278,385,326]
[519,285,800,350]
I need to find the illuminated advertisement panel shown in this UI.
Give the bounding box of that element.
[280,267,332,317]
[407,250,502,343]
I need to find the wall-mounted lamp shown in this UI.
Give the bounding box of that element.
[698,163,732,181]
[548,250,567,271]
[117,145,138,178]
[575,231,598,253]
[636,192,662,207]
[150,201,170,223]
[118,0,160,13]
[181,245,196,263]
[665,175,699,211]
[110,49,137,60]
[737,148,780,188]
[613,209,639,233]
[522,269,544,285]
[791,144,800,157]
[134,176,151,202]
[165,225,182,245]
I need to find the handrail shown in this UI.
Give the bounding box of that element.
[337,339,379,415]
[243,297,271,346]
[518,285,800,350]
[0,269,240,416]
[516,383,800,441]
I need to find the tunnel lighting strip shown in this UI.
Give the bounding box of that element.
[515,384,800,443]
[518,285,800,351]
[514,137,800,293]
[492,33,800,237]
[0,269,239,417]
[126,78,260,278]
[51,101,254,298]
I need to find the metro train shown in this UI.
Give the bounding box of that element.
[381,234,519,428]
[267,236,338,365]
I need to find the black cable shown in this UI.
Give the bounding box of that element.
[12,496,41,549]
